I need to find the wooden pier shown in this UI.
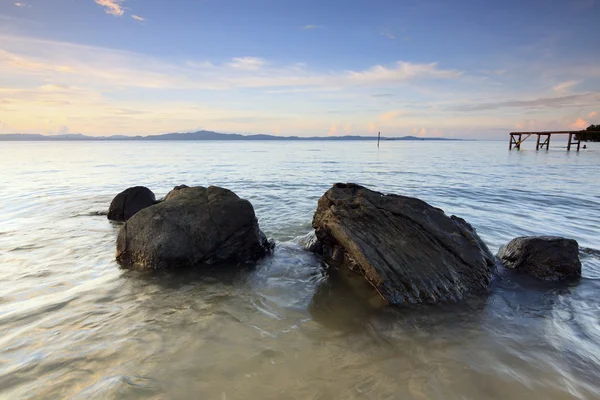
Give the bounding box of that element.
[509,131,582,151]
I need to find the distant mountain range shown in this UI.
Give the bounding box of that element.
[0,130,461,141]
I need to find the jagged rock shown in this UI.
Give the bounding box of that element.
[312,183,495,305]
[107,186,156,222]
[116,185,272,270]
[497,236,581,280]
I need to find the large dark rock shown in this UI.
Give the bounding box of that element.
[312,183,495,305]
[116,185,272,270]
[107,186,156,222]
[497,236,581,280]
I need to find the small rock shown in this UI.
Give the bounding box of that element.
[497,236,581,281]
[107,186,156,222]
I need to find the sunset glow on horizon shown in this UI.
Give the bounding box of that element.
[1,0,599,139]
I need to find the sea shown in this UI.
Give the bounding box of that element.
[1,140,599,399]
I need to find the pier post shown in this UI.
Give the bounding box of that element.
[547,134,551,150]
[536,134,541,150]
[568,133,572,151]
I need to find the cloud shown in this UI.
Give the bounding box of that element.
[228,57,266,70]
[348,62,463,84]
[372,93,394,97]
[379,110,407,122]
[14,2,30,8]
[570,118,588,129]
[381,31,395,39]
[302,25,319,30]
[328,124,337,136]
[95,0,126,16]
[515,119,538,130]
[368,122,377,133]
[589,111,597,118]
[132,15,145,21]
[1,36,466,93]
[450,93,599,112]
[0,49,76,74]
[553,80,579,93]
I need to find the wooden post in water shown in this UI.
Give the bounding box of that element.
[536,134,541,150]
[568,133,572,151]
[378,132,380,148]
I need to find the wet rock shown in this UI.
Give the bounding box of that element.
[107,186,156,222]
[164,184,190,201]
[312,183,495,305]
[116,185,272,270]
[497,236,581,281]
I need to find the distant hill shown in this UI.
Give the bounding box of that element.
[0,130,462,141]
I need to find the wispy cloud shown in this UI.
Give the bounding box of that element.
[553,80,580,93]
[13,2,31,8]
[302,25,319,30]
[590,111,598,118]
[0,49,76,73]
[348,62,463,84]
[228,57,266,70]
[449,93,599,112]
[132,15,145,22]
[380,31,395,39]
[3,34,598,138]
[95,0,126,16]
[379,110,410,122]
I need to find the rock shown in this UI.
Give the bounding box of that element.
[107,186,156,222]
[312,183,495,305]
[116,185,272,270]
[164,185,189,201]
[497,236,581,281]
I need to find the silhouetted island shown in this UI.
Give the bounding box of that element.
[0,131,462,141]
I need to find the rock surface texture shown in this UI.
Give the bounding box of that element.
[107,186,156,222]
[497,236,581,280]
[116,185,272,270]
[312,183,495,305]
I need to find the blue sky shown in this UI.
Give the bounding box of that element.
[0,0,599,138]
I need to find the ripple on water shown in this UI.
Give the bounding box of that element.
[0,141,599,399]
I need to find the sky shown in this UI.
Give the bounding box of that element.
[0,0,599,139]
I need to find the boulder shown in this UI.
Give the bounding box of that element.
[164,184,189,201]
[497,236,581,280]
[312,183,495,305]
[107,186,156,222]
[116,185,272,270]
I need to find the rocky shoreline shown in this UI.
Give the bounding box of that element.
[107,183,582,306]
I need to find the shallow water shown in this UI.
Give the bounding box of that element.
[1,140,599,399]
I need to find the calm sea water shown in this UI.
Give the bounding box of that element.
[1,140,599,399]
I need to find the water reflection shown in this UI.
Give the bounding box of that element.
[1,141,600,399]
